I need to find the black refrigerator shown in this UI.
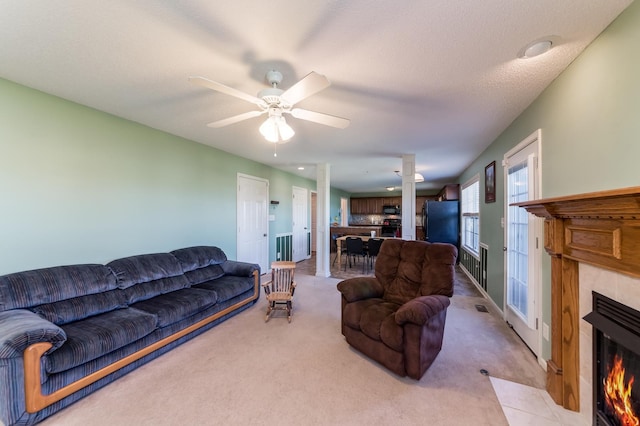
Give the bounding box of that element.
[421,200,460,251]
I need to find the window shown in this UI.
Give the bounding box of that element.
[461,176,480,255]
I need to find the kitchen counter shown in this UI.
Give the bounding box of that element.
[330,226,382,251]
[332,225,382,234]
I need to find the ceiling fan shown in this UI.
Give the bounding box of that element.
[189,70,350,143]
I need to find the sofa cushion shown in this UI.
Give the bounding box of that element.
[30,290,127,325]
[107,253,184,290]
[47,307,158,374]
[131,288,218,327]
[171,246,227,272]
[343,299,403,352]
[378,240,429,305]
[360,302,404,351]
[182,265,225,286]
[0,264,116,311]
[121,275,191,304]
[342,298,383,330]
[193,275,254,302]
[419,243,457,297]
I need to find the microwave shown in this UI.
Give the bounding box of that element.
[382,205,400,215]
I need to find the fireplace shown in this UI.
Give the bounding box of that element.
[515,186,640,415]
[585,292,640,425]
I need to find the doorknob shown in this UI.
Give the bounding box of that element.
[263,234,267,237]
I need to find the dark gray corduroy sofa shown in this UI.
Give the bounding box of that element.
[0,246,260,426]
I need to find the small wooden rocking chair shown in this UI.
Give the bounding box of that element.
[262,261,296,323]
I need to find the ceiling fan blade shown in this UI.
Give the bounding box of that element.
[281,71,331,106]
[206,110,265,128]
[189,76,265,106]
[290,108,350,129]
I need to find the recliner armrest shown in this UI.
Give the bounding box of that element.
[0,309,67,358]
[394,295,450,326]
[337,277,384,303]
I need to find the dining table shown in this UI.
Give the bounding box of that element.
[335,235,395,268]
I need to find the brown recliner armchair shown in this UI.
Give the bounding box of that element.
[336,239,457,379]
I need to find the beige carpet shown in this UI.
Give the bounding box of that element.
[40,270,545,426]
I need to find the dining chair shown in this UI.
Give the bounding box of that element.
[366,238,384,271]
[332,233,347,266]
[345,237,367,273]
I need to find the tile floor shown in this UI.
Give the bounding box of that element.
[490,377,588,425]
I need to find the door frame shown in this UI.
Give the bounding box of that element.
[292,186,309,262]
[311,191,317,253]
[236,173,269,273]
[502,129,544,363]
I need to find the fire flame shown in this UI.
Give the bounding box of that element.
[604,354,640,426]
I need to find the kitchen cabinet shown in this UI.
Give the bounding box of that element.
[351,196,432,214]
[437,184,460,201]
[367,197,382,214]
[350,197,388,214]
[350,198,366,214]
[416,196,431,213]
[385,197,401,207]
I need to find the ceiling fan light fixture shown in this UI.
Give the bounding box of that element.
[259,110,295,143]
[276,116,295,141]
[191,70,349,148]
[259,116,280,143]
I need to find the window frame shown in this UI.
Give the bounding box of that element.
[461,175,480,257]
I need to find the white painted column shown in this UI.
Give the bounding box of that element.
[402,154,416,240]
[315,163,331,277]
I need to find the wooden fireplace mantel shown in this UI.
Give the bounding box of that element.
[515,186,640,411]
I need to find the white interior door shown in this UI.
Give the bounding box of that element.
[237,174,269,272]
[292,186,308,262]
[504,132,542,357]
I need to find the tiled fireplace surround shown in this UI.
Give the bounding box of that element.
[517,186,640,424]
[579,263,640,422]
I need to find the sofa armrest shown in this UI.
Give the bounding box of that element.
[0,310,67,358]
[222,260,260,277]
[336,277,384,303]
[394,295,451,326]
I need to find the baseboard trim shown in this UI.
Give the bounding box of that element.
[459,264,503,316]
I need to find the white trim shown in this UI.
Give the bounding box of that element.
[292,186,310,262]
[502,129,543,358]
[459,265,503,316]
[461,174,480,255]
[461,173,480,190]
[236,173,269,272]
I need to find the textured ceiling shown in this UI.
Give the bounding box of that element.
[0,1,632,193]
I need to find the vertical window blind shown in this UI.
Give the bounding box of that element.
[461,177,480,255]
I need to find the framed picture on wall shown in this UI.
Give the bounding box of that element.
[485,161,496,203]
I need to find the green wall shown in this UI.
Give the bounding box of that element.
[0,78,345,275]
[458,1,640,360]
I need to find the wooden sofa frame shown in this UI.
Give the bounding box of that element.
[23,270,259,413]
